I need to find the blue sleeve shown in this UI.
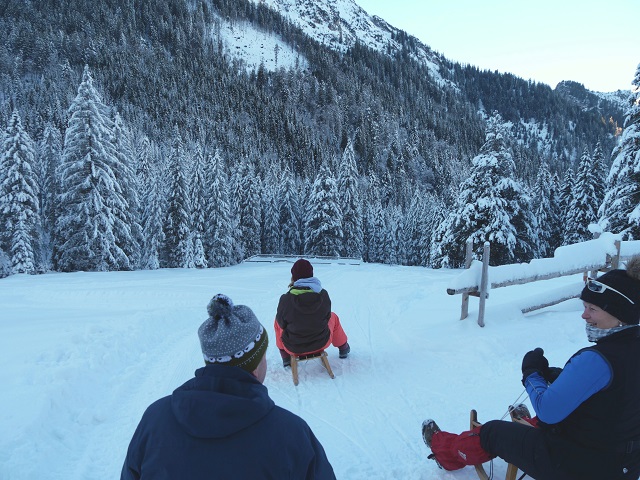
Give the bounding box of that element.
[524,350,612,424]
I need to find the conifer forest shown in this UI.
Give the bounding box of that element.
[1,0,638,277]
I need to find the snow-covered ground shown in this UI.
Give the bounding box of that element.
[0,254,613,479]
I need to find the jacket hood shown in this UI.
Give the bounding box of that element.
[171,364,274,439]
[292,277,322,293]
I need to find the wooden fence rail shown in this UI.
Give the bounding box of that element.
[448,236,625,327]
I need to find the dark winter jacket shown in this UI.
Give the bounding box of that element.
[276,279,331,354]
[559,327,640,452]
[121,364,336,480]
[526,327,640,478]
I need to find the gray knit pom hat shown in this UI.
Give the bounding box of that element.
[198,294,269,373]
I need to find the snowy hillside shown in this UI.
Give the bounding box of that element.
[555,80,630,115]
[239,0,448,83]
[211,11,310,73]
[1,259,600,479]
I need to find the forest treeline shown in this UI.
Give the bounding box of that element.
[0,0,636,276]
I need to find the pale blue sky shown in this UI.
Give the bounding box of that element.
[356,0,638,92]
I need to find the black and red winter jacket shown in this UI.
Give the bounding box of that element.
[275,286,331,354]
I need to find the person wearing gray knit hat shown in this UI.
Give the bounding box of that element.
[198,293,269,374]
[121,293,336,480]
[421,255,640,480]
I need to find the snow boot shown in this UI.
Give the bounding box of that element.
[338,342,350,359]
[279,349,291,368]
[422,419,441,449]
[508,403,531,420]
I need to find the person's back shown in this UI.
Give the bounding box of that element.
[277,279,332,353]
[274,259,350,365]
[121,293,336,480]
[121,365,334,479]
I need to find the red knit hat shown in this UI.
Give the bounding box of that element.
[291,259,313,281]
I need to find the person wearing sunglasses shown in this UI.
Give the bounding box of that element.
[422,255,640,479]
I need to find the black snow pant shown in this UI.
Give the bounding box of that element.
[480,420,640,480]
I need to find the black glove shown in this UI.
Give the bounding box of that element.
[543,366,563,384]
[521,348,549,385]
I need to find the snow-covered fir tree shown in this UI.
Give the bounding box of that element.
[558,168,575,245]
[204,149,235,267]
[55,66,132,272]
[599,64,640,239]
[190,144,207,268]
[162,126,193,268]
[361,171,379,263]
[532,161,561,257]
[135,136,153,199]
[493,149,536,263]
[261,166,281,255]
[548,171,564,253]
[192,232,206,268]
[592,142,607,208]
[404,190,438,266]
[434,113,534,267]
[0,109,40,274]
[386,204,403,265]
[429,202,449,267]
[37,122,62,268]
[566,148,600,244]
[136,137,164,270]
[232,158,262,259]
[363,194,388,264]
[337,138,363,258]
[141,171,165,270]
[110,112,142,268]
[279,165,301,255]
[304,160,343,256]
[0,247,9,278]
[134,135,154,226]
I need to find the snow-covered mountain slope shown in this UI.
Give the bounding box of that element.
[556,80,629,112]
[594,89,631,113]
[255,0,397,52]
[211,12,310,73]
[242,0,448,84]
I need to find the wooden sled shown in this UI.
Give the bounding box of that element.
[291,350,335,386]
[470,409,533,480]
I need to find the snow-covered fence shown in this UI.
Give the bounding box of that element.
[447,233,640,327]
[244,254,361,265]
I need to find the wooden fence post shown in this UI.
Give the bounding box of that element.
[449,236,630,326]
[612,240,621,269]
[590,231,601,278]
[460,239,474,320]
[477,242,490,327]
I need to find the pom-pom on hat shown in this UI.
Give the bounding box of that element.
[198,294,269,373]
[580,255,640,325]
[291,259,313,281]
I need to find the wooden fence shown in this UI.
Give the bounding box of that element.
[244,254,361,265]
[447,235,632,327]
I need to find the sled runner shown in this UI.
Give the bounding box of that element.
[470,409,533,480]
[291,350,335,386]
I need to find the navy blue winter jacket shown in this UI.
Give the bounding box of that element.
[121,364,336,479]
